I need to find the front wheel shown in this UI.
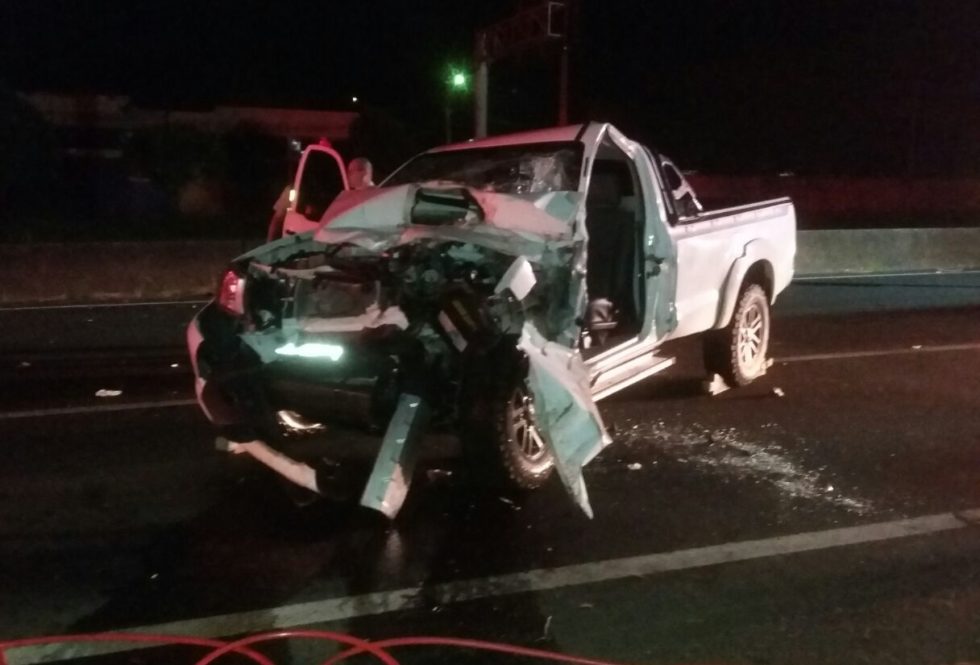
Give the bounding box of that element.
[703,283,771,387]
[462,357,555,492]
[495,381,555,490]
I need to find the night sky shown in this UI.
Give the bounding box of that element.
[3,0,979,175]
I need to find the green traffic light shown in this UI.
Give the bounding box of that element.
[452,72,467,88]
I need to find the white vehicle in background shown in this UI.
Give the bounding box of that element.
[189,122,796,519]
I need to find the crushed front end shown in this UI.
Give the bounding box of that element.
[189,182,610,518]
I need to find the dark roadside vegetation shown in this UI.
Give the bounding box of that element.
[2,85,976,244]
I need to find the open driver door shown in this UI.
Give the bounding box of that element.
[279,142,349,237]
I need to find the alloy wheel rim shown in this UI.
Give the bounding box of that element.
[512,389,547,461]
[737,302,766,370]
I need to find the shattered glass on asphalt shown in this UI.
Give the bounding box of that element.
[617,418,875,515]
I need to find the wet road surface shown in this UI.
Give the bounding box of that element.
[1,274,980,665]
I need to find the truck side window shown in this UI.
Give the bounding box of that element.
[663,163,683,191]
[662,158,702,220]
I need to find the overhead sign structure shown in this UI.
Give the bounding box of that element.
[474,1,571,138]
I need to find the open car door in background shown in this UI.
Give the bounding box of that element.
[281,144,349,237]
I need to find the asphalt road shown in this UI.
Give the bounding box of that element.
[1,273,980,665]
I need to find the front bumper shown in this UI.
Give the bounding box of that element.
[187,303,405,433]
[187,302,433,519]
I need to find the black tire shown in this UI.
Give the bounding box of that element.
[461,355,555,491]
[703,283,771,387]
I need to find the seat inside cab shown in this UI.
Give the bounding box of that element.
[583,141,644,352]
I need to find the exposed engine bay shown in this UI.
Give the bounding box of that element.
[241,239,568,420]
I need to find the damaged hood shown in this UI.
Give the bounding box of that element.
[314,184,582,260]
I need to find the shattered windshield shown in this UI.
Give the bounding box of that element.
[384,141,583,195]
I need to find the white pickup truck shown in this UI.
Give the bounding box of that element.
[188,122,795,518]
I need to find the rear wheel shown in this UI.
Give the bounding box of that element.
[703,283,771,387]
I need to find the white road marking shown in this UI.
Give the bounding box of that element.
[0,399,197,421]
[0,300,208,313]
[794,268,980,281]
[8,508,980,665]
[777,342,980,364]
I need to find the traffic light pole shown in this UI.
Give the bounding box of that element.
[475,34,489,138]
[558,40,569,126]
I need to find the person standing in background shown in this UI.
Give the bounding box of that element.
[347,157,375,189]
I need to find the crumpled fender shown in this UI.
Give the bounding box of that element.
[490,255,610,518]
[519,324,611,518]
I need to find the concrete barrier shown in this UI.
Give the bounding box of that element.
[0,229,978,305]
[688,175,980,216]
[796,227,980,276]
[0,239,259,305]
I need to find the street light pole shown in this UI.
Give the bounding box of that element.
[444,67,469,144]
[445,102,453,143]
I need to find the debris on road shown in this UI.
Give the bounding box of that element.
[94,389,123,398]
[540,615,553,641]
[627,462,643,471]
[703,373,730,396]
[426,469,454,483]
[911,345,923,350]
[623,422,874,514]
[772,387,785,397]
[17,361,31,368]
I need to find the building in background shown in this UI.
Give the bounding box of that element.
[22,92,358,156]
[15,92,359,231]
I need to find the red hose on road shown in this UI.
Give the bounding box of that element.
[0,629,637,665]
[192,630,399,665]
[0,632,274,665]
[320,635,635,665]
